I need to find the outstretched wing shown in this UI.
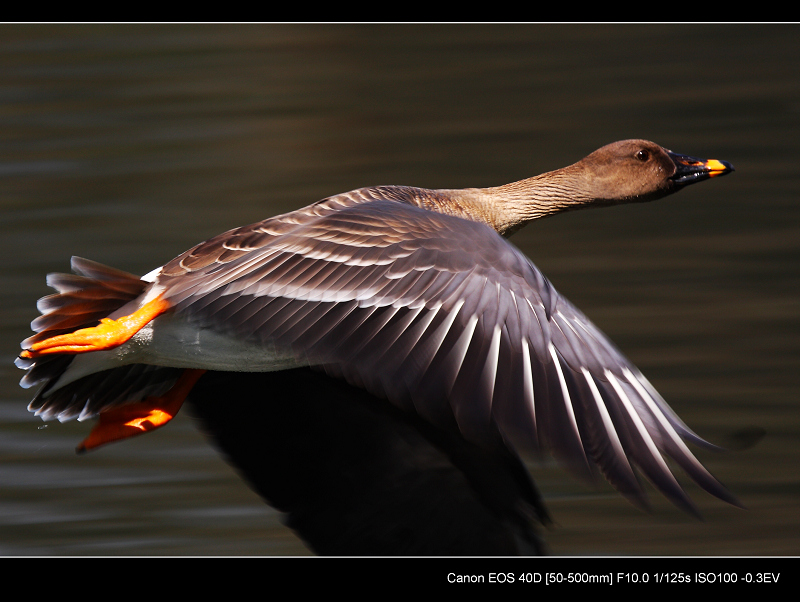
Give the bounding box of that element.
[152,190,738,515]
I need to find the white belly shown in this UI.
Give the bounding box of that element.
[49,311,306,393]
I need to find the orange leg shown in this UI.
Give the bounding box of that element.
[21,295,171,358]
[77,368,206,453]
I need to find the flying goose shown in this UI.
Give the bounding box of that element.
[17,139,737,554]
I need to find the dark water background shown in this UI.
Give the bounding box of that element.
[1,24,798,556]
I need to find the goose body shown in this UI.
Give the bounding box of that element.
[17,139,736,554]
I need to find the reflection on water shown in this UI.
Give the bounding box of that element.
[1,24,798,556]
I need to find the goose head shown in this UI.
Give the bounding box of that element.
[480,139,734,235]
[577,138,734,204]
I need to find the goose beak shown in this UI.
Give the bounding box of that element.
[668,150,735,186]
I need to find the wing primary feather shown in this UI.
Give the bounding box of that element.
[604,369,700,517]
[413,310,478,428]
[521,339,538,447]
[453,322,502,445]
[580,367,646,508]
[622,368,742,508]
[634,370,722,451]
[548,343,587,465]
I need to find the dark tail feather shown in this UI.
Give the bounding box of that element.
[17,257,150,417]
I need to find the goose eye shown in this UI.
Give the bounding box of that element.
[636,149,650,162]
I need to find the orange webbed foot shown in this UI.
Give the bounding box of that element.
[21,296,170,359]
[77,369,206,452]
